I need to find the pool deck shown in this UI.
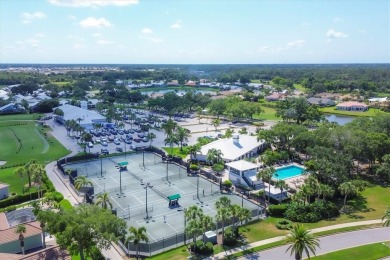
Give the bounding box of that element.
[273,163,308,190]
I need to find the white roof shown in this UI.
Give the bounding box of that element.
[200,135,265,161]
[226,160,259,171]
[55,104,106,125]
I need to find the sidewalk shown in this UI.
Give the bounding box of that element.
[210,219,383,259]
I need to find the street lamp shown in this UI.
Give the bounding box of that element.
[142,147,145,168]
[166,158,170,182]
[144,182,153,221]
[118,167,123,197]
[183,208,187,244]
[241,191,244,208]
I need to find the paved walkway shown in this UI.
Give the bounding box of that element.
[237,227,390,260]
[211,219,384,259]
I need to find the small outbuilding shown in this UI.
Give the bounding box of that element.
[0,183,9,200]
[203,231,217,244]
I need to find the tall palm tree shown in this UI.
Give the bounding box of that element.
[176,126,190,151]
[285,224,320,260]
[161,118,177,137]
[125,226,149,260]
[74,176,93,202]
[184,206,203,252]
[216,196,231,210]
[185,205,203,223]
[382,209,390,227]
[301,184,314,205]
[256,167,275,205]
[275,179,289,203]
[31,164,45,199]
[230,204,241,232]
[164,134,179,156]
[216,207,231,245]
[15,224,27,255]
[206,148,223,165]
[188,144,201,161]
[199,214,214,243]
[95,192,112,210]
[339,181,357,211]
[320,184,334,202]
[147,132,156,147]
[238,207,252,227]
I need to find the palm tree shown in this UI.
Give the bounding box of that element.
[339,181,357,211]
[164,134,179,156]
[200,214,215,243]
[161,118,177,137]
[74,176,93,202]
[176,126,190,151]
[230,204,241,232]
[188,144,201,161]
[211,118,221,131]
[31,164,45,199]
[147,132,156,147]
[256,167,275,205]
[206,148,223,165]
[15,224,27,255]
[238,207,252,227]
[382,209,390,227]
[285,224,320,260]
[184,206,203,252]
[301,184,314,205]
[95,192,112,210]
[275,179,289,203]
[320,184,334,202]
[216,196,231,210]
[216,207,231,245]
[125,226,149,260]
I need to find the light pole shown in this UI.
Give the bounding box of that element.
[183,208,187,244]
[241,191,244,208]
[119,167,123,196]
[100,156,103,178]
[144,182,153,221]
[142,147,145,168]
[166,158,169,182]
[196,172,200,200]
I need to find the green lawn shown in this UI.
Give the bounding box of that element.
[52,81,72,86]
[140,86,218,93]
[311,242,390,260]
[0,167,30,195]
[253,106,280,121]
[0,113,42,122]
[293,83,307,93]
[0,121,70,166]
[319,107,387,117]
[147,245,190,260]
[250,79,262,83]
[162,147,188,159]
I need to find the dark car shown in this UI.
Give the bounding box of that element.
[123,129,130,134]
[137,133,144,138]
[125,135,133,140]
[129,129,135,134]
[101,148,109,155]
[134,138,141,143]
[116,147,123,152]
[124,139,132,144]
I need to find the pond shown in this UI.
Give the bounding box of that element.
[323,114,356,125]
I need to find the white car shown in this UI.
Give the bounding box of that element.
[114,139,121,145]
[87,142,94,148]
[101,141,108,146]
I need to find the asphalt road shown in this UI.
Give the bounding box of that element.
[237,227,390,260]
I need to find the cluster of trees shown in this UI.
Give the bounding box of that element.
[275,97,322,124]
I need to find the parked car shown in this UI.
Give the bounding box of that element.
[101,141,108,146]
[87,142,94,148]
[124,139,132,144]
[134,138,141,143]
[130,145,136,150]
[114,139,121,145]
[116,147,123,152]
[108,135,114,141]
[142,137,148,142]
[129,129,135,134]
[137,133,144,138]
[101,148,109,155]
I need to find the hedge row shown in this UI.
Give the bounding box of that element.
[0,190,47,208]
[0,123,28,127]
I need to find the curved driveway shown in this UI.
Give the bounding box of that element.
[238,227,390,260]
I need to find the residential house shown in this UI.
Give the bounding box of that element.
[0,103,24,114]
[307,97,336,107]
[266,93,284,101]
[336,101,368,112]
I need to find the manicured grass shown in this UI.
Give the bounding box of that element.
[253,106,280,121]
[0,121,70,166]
[0,167,30,195]
[162,147,188,159]
[319,107,387,117]
[147,245,190,260]
[52,81,72,86]
[250,80,262,83]
[59,199,73,210]
[239,218,288,242]
[293,83,307,93]
[311,242,390,260]
[140,86,218,93]
[0,113,42,122]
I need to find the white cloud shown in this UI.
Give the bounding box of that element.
[287,40,305,48]
[67,14,77,20]
[333,17,343,22]
[149,37,163,43]
[26,38,40,48]
[326,29,348,39]
[141,28,153,34]
[170,20,182,29]
[48,0,138,8]
[258,40,305,53]
[97,40,114,45]
[79,17,112,28]
[73,44,86,49]
[92,33,102,37]
[20,11,47,23]
[35,33,46,38]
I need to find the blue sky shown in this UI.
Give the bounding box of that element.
[0,0,389,64]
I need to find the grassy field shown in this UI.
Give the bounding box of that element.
[0,121,70,166]
[250,80,262,83]
[0,113,42,122]
[52,81,72,86]
[311,242,390,260]
[293,83,307,93]
[147,245,190,260]
[162,147,188,158]
[319,107,387,117]
[253,105,280,121]
[0,167,30,195]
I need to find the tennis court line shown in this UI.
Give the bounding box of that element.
[131,193,144,204]
[109,175,119,184]
[110,196,124,211]
[92,179,103,189]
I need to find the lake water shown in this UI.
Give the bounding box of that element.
[141,89,216,96]
[324,114,356,125]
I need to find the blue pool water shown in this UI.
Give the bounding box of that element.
[273,165,305,180]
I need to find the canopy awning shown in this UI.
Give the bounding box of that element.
[167,194,181,201]
[118,162,128,167]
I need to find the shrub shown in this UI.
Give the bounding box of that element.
[190,163,199,171]
[212,163,224,172]
[59,199,73,210]
[268,204,287,217]
[45,191,64,202]
[223,180,233,188]
[190,240,213,255]
[0,190,47,208]
[284,201,339,223]
[223,227,237,246]
[275,219,292,230]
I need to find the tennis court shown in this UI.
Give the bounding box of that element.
[63,152,260,241]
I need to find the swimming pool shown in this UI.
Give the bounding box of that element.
[273,165,305,180]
